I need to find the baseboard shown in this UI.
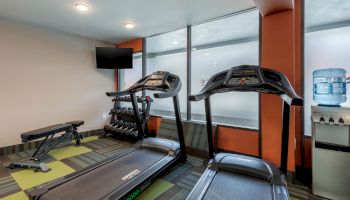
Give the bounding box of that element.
[0,129,104,156]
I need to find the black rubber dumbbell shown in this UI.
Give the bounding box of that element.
[114,120,124,128]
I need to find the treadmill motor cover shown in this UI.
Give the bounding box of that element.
[209,153,286,185]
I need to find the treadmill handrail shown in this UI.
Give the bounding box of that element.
[189,65,303,106]
[106,90,130,97]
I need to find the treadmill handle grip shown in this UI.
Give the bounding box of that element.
[106,90,130,97]
[189,92,210,101]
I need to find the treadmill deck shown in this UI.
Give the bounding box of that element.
[40,149,166,200]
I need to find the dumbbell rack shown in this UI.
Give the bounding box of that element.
[103,95,152,140]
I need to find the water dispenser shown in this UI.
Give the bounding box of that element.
[313,68,347,106]
[311,106,350,200]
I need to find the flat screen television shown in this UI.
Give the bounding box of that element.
[96,47,133,69]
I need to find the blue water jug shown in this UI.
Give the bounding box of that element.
[313,68,347,106]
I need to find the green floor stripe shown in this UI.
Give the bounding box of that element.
[136,179,173,200]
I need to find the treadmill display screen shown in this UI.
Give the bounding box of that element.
[144,73,165,87]
[145,80,163,87]
[227,69,261,86]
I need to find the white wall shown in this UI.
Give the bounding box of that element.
[304,26,350,135]
[0,18,115,147]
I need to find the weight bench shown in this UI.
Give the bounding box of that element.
[8,120,84,172]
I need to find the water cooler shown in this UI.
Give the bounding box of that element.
[311,106,350,200]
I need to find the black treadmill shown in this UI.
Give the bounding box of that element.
[27,71,186,200]
[186,65,303,200]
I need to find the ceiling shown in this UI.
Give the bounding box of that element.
[147,9,259,54]
[0,0,255,43]
[305,0,350,28]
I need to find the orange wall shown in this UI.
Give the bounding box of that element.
[217,126,259,156]
[117,39,143,52]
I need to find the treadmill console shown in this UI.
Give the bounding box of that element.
[127,71,181,99]
[144,72,168,88]
[190,65,303,106]
[226,68,261,86]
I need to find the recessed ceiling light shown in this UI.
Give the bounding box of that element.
[124,23,135,29]
[205,53,210,56]
[192,48,197,51]
[172,41,179,45]
[75,2,90,12]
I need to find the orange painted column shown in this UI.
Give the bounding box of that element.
[261,10,296,171]
[254,0,302,171]
[294,0,303,167]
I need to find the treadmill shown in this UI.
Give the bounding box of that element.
[186,65,303,200]
[27,71,186,200]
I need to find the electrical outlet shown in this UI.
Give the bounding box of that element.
[102,113,108,119]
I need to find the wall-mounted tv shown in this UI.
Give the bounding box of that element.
[96,47,133,69]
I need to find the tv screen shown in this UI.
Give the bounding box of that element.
[96,47,133,69]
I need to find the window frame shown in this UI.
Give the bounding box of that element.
[118,8,261,129]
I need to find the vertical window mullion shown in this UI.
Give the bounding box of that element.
[187,25,192,121]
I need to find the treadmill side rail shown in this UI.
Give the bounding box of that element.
[186,169,217,200]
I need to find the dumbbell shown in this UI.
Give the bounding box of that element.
[123,123,138,135]
[120,107,129,115]
[129,123,137,130]
[117,122,131,134]
[113,120,125,128]
[126,107,134,115]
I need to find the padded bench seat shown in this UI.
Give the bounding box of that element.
[9,120,84,172]
[66,120,84,128]
[20,121,85,142]
[21,123,72,142]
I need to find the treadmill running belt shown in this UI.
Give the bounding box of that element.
[203,171,273,200]
[40,149,166,200]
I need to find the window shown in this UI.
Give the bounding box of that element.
[304,0,350,135]
[146,29,187,118]
[119,9,260,127]
[119,53,142,91]
[119,53,142,107]
[191,9,260,128]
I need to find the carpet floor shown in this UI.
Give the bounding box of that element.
[0,136,313,200]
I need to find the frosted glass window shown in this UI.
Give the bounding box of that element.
[119,53,142,107]
[304,0,350,135]
[146,29,187,118]
[191,9,259,129]
[119,53,142,91]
